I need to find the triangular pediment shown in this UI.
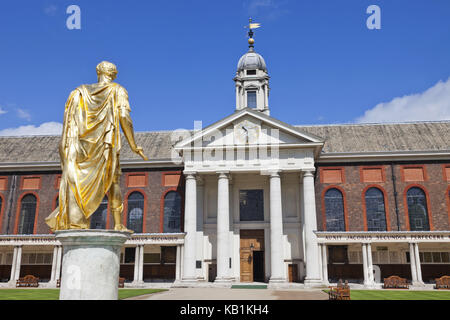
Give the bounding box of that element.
[175,108,324,150]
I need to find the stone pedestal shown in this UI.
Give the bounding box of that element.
[56,230,130,300]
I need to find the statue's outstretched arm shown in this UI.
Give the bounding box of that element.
[119,108,148,161]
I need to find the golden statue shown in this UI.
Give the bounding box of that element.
[46,61,148,232]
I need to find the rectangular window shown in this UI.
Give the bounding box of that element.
[246,70,256,75]
[423,252,432,263]
[247,91,257,108]
[124,247,135,263]
[239,190,264,221]
[144,253,160,264]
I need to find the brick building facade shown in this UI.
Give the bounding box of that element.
[0,41,449,289]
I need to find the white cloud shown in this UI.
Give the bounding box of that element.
[0,106,6,115]
[0,122,62,136]
[16,108,32,121]
[356,78,450,123]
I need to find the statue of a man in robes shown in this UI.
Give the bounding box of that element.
[45,61,148,232]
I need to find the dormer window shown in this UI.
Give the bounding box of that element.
[246,70,256,75]
[247,91,257,108]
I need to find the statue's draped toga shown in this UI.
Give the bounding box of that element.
[46,80,136,231]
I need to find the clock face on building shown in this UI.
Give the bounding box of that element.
[234,120,260,144]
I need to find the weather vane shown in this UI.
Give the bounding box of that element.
[244,18,261,49]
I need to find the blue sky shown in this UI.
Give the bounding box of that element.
[0,0,450,135]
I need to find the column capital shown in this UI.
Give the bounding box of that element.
[267,169,281,177]
[184,172,197,179]
[302,169,316,177]
[217,171,230,179]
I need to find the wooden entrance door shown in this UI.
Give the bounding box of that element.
[240,230,265,282]
[288,264,298,283]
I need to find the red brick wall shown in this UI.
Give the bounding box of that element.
[315,162,450,232]
[0,168,184,235]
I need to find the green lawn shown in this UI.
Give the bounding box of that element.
[324,289,450,300]
[0,288,167,300]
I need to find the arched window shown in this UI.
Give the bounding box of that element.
[90,197,108,229]
[324,188,346,231]
[163,191,182,233]
[365,187,387,231]
[127,192,144,233]
[18,194,37,234]
[407,187,430,231]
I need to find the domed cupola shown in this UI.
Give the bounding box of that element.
[237,49,267,73]
[234,19,270,115]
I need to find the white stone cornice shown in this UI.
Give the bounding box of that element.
[0,233,185,246]
[315,231,450,244]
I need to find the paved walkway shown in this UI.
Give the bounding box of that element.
[127,288,328,300]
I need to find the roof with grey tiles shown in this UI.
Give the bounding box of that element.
[296,121,450,154]
[0,121,448,163]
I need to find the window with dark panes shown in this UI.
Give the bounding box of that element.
[324,188,346,231]
[90,197,108,229]
[163,191,182,233]
[161,246,177,264]
[18,194,37,234]
[124,247,135,263]
[247,91,257,108]
[365,187,387,231]
[127,192,144,233]
[406,187,430,231]
[239,190,264,221]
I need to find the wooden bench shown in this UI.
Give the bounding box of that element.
[383,275,409,289]
[328,280,351,300]
[16,275,39,288]
[118,277,125,288]
[435,276,450,289]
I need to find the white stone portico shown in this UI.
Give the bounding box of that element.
[174,105,325,287]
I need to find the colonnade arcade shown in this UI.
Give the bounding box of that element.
[316,231,450,286]
[0,234,185,287]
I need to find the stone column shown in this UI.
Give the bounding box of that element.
[9,246,19,284]
[175,245,182,281]
[362,243,369,285]
[196,176,205,280]
[414,243,424,285]
[321,244,329,285]
[55,246,62,282]
[133,245,140,283]
[56,230,130,300]
[409,242,418,284]
[269,170,286,283]
[138,245,144,283]
[14,245,22,281]
[302,170,321,286]
[215,172,231,283]
[367,243,374,286]
[182,172,197,282]
[50,246,59,283]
